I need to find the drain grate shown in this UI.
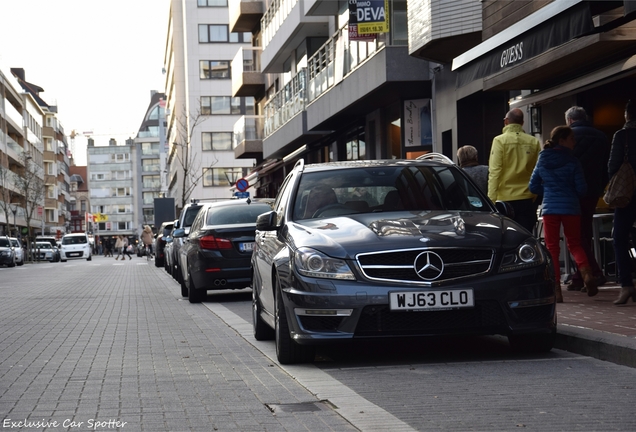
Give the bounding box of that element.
[266,400,337,414]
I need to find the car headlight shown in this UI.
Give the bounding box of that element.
[293,247,355,280]
[499,238,546,272]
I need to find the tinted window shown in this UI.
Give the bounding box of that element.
[206,204,273,225]
[184,205,202,227]
[162,225,174,236]
[293,166,489,220]
[62,236,87,245]
[0,238,10,247]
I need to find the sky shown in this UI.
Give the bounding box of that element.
[0,0,171,165]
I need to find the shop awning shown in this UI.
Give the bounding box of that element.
[453,1,595,88]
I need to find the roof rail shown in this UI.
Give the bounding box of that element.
[416,152,455,165]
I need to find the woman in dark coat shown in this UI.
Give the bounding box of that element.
[529,125,597,302]
[608,99,636,305]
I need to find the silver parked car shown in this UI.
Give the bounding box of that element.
[9,237,24,266]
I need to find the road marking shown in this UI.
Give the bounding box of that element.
[204,302,417,432]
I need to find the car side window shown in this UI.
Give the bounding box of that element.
[273,173,295,223]
[188,208,205,237]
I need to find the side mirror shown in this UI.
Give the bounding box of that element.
[173,228,186,238]
[495,201,516,219]
[255,211,277,231]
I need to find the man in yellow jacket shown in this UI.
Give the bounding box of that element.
[488,108,542,233]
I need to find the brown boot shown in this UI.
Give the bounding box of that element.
[580,265,598,297]
[555,281,563,303]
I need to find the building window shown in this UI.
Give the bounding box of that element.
[202,167,247,187]
[111,153,130,162]
[46,209,55,223]
[141,142,160,155]
[142,158,160,172]
[200,96,254,115]
[198,0,227,6]
[118,222,128,231]
[114,170,130,179]
[117,205,127,213]
[114,187,131,197]
[80,200,86,212]
[200,60,231,79]
[143,192,160,205]
[143,175,161,189]
[143,208,154,221]
[198,24,250,43]
[202,132,232,151]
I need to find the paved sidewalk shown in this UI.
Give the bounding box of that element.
[555,282,636,368]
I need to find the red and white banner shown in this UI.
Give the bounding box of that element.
[85,212,94,223]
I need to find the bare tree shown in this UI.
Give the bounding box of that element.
[14,153,45,261]
[169,105,217,210]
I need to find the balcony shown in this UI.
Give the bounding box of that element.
[231,47,265,97]
[264,68,307,138]
[3,98,24,134]
[229,0,265,33]
[260,0,330,73]
[233,115,264,159]
[3,132,24,162]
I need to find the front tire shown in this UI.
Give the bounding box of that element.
[274,274,315,364]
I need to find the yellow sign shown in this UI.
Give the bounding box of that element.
[357,0,390,35]
[94,213,108,222]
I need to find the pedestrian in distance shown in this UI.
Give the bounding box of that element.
[565,106,610,292]
[103,237,113,257]
[114,236,123,260]
[529,125,597,303]
[457,145,489,194]
[488,108,542,233]
[141,225,154,258]
[122,236,132,260]
[608,99,636,305]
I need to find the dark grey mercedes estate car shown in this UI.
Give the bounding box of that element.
[251,155,556,364]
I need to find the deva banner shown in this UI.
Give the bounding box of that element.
[351,0,389,35]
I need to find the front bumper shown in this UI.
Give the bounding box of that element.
[281,266,556,345]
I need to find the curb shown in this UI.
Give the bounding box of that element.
[555,325,636,368]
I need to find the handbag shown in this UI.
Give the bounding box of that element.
[603,135,636,208]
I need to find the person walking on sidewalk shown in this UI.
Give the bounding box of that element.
[608,99,636,305]
[529,125,598,302]
[141,225,154,258]
[488,108,542,233]
[457,145,489,194]
[565,106,610,292]
[114,235,131,260]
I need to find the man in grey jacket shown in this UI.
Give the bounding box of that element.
[565,106,610,291]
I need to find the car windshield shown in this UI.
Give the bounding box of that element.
[35,243,51,249]
[293,165,490,220]
[62,236,87,245]
[10,239,19,247]
[206,203,273,226]
[0,238,10,247]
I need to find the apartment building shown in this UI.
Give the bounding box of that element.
[163,0,256,213]
[134,91,166,231]
[410,0,636,163]
[11,68,71,237]
[86,138,136,240]
[0,64,47,240]
[68,165,90,233]
[229,0,431,197]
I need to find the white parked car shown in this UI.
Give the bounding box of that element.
[9,237,24,266]
[60,233,92,262]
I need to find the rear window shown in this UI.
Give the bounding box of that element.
[206,203,272,226]
[62,236,88,245]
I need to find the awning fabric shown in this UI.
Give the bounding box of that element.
[456,3,594,88]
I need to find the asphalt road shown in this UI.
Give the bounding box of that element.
[1,257,635,431]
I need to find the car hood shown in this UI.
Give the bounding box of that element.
[289,211,531,259]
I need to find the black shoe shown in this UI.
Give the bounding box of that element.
[596,275,607,286]
[567,280,584,291]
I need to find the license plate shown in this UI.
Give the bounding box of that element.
[240,242,254,252]
[389,289,474,311]
[70,252,81,257]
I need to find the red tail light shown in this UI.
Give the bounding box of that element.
[200,235,232,250]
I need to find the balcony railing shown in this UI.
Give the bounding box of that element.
[261,0,297,49]
[233,115,264,149]
[264,68,307,137]
[307,25,382,102]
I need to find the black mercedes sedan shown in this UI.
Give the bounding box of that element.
[175,199,274,303]
[251,156,557,364]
